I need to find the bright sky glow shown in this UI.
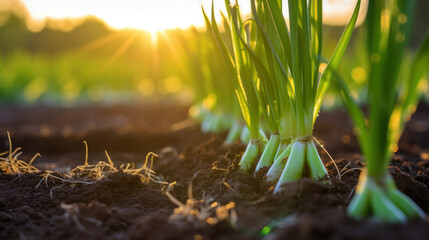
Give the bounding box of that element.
[20,0,241,32]
[19,0,366,32]
[323,0,368,26]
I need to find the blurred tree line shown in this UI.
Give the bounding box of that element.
[0,14,112,54]
[0,7,203,104]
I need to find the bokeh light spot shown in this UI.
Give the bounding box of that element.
[23,77,47,102]
[63,80,81,102]
[351,67,366,84]
[163,76,182,94]
[138,79,155,96]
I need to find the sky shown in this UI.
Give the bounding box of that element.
[19,0,244,32]
[17,0,365,32]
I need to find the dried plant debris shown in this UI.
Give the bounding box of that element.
[165,182,238,227]
[170,198,237,227]
[69,141,167,184]
[0,132,40,175]
[1,133,168,199]
[35,141,169,198]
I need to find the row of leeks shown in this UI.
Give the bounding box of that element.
[199,0,428,223]
[175,28,245,142]
[203,0,360,193]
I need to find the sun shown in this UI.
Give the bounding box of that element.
[99,5,197,32]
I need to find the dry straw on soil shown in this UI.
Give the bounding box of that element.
[165,176,238,227]
[1,133,169,198]
[0,132,40,175]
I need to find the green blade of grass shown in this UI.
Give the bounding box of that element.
[331,66,369,158]
[390,31,429,146]
[250,0,295,118]
[226,0,261,139]
[309,0,322,97]
[263,0,292,67]
[314,0,361,122]
[202,5,236,80]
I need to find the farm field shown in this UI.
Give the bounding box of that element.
[1,103,428,239]
[1,0,429,239]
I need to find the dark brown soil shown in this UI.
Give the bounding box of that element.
[0,102,428,240]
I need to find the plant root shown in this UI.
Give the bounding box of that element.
[0,132,40,175]
[165,179,238,227]
[34,142,169,198]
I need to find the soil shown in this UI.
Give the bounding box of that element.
[0,102,428,240]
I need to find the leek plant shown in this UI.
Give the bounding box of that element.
[203,2,267,173]
[177,28,242,138]
[334,0,429,222]
[250,0,360,193]
[205,0,360,192]
[199,41,241,136]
